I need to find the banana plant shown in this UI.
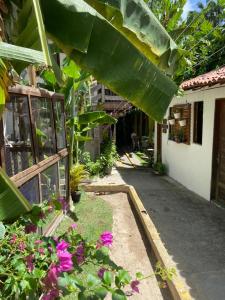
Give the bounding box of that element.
[68,111,117,163]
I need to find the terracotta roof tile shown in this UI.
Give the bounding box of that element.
[180,66,225,90]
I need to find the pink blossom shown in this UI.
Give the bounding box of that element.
[10,234,17,244]
[58,197,69,212]
[25,223,37,234]
[56,240,69,251]
[71,223,77,230]
[48,246,53,253]
[130,280,140,293]
[42,289,59,300]
[74,243,85,265]
[25,254,34,272]
[35,239,42,245]
[39,211,45,219]
[100,231,113,247]
[38,248,45,255]
[57,251,73,272]
[43,265,59,290]
[19,242,26,251]
[48,206,54,213]
[97,268,106,279]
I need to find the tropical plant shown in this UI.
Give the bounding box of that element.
[100,139,119,172]
[153,161,167,175]
[70,164,89,192]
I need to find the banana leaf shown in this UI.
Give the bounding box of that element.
[40,0,177,121]
[0,42,45,64]
[0,168,32,221]
[83,0,178,73]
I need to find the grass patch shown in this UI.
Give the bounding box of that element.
[55,192,113,241]
[54,192,113,300]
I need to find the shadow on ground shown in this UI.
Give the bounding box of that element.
[117,167,225,300]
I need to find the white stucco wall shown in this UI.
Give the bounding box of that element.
[158,84,225,200]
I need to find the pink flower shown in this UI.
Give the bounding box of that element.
[19,242,26,251]
[43,265,59,290]
[10,234,17,244]
[57,251,73,272]
[42,289,59,300]
[25,254,34,272]
[130,280,140,293]
[56,240,69,251]
[74,243,85,265]
[71,223,77,230]
[48,246,53,253]
[35,239,42,245]
[97,268,106,279]
[48,206,54,213]
[58,197,69,212]
[38,248,45,255]
[100,231,113,247]
[39,211,45,219]
[25,223,37,234]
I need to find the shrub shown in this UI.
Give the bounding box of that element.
[153,162,167,175]
[70,164,89,192]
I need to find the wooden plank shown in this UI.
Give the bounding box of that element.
[9,84,64,99]
[11,149,68,187]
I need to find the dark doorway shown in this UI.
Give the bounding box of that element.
[211,99,225,203]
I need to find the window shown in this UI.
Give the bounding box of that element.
[3,95,35,176]
[58,157,68,198]
[31,97,56,161]
[19,176,40,205]
[193,102,204,145]
[40,164,58,201]
[54,100,66,150]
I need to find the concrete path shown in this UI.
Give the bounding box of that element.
[94,156,225,300]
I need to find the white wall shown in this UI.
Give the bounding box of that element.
[159,84,225,200]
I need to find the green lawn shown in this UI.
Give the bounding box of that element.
[55,192,113,300]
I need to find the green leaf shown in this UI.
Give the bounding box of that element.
[117,270,131,285]
[40,0,178,121]
[95,287,108,299]
[87,274,101,288]
[136,272,144,279]
[74,134,92,142]
[0,42,45,64]
[112,289,127,300]
[103,271,113,286]
[78,111,106,124]
[83,0,178,73]
[0,222,5,239]
[63,60,81,79]
[0,168,32,221]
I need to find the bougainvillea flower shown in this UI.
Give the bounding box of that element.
[35,239,42,245]
[71,223,77,230]
[97,268,107,279]
[74,243,85,265]
[42,289,59,300]
[100,231,113,247]
[58,197,69,212]
[39,211,46,219]
[38,248,45,255]
[25,223,37,234]
[10,234,17,244]
[25,254,34,272]
[48,205,54,213]
[57,251,73,272]
[43,265,59,290]
[130,280,140,293]
[56,240,69,251]
[19,242,26,251]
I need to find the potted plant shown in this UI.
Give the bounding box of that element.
[153,161,167,175]
[174,110,181,119]
[177,128,185,143]
[168,118,175,125]
[179,119,186,127]
[101,140,119,176]
[70,164,89,202]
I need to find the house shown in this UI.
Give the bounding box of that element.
[155,66,225,202]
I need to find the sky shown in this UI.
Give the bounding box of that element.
[182,0,207,19]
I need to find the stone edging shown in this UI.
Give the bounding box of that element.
[83,184,193,300]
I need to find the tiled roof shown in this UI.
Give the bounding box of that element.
[180,66,225,90]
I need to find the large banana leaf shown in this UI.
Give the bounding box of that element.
[40,0,177,121]
[83,0,178,74]
[0,59,11,119]
[0,168,32,221]
[0,42,45,64]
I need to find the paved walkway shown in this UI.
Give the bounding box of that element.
[95,156,225,300]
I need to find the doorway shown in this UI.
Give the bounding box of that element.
[211,99,225,203]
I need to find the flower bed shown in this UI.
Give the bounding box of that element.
[0,193,174,299]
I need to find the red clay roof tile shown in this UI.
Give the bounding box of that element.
[180,66,225,90]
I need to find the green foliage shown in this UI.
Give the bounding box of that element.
[70,164,89,192]
[40,0,178,121]
[81,152,102,177]
[153,161,167,175]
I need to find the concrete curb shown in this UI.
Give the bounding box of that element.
[83,183,193,300]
